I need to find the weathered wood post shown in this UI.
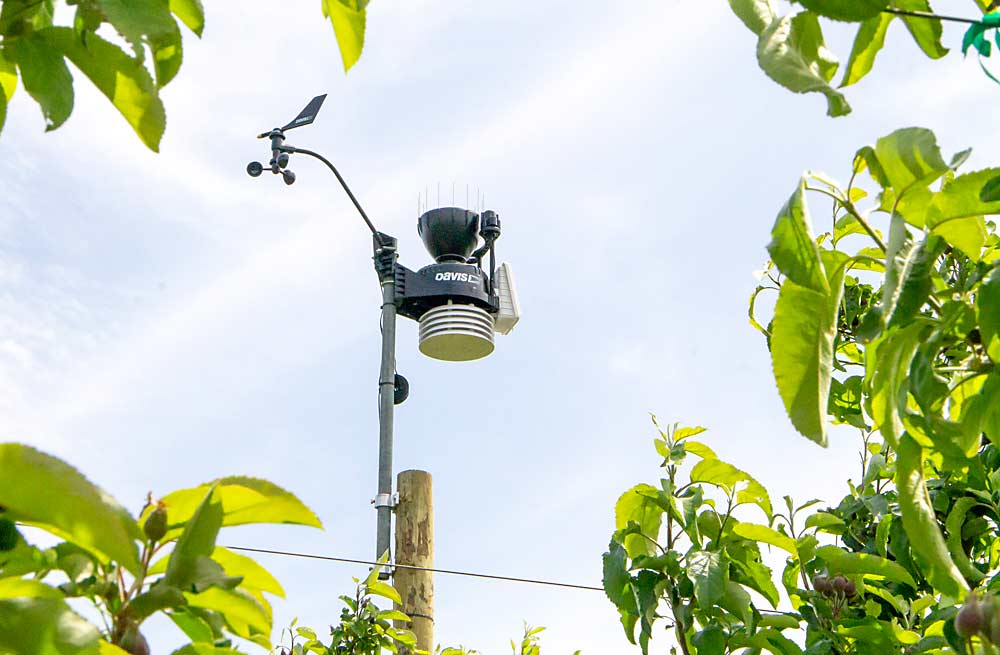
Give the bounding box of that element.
[394,469,434,653]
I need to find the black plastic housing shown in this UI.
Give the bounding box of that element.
[394,262,498,321]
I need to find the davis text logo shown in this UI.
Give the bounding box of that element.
[434,272,480,284]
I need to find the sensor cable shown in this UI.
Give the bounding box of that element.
[223,545,604,592]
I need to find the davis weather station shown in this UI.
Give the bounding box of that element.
[246,94,521,566]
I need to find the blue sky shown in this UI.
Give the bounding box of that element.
[4,1,1000,653]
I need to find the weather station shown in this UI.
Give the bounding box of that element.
[245,93,520,648]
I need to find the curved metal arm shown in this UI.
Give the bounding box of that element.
[284,145,384,246]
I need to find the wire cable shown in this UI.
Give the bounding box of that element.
[882,7,983,26]
[223,545,604,593]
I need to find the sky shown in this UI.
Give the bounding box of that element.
[4,1,1000,653]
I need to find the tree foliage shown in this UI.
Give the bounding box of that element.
[0,0,370,151]
[726,0,998,116]
[604,127,1000,654]
[0,443,323,654]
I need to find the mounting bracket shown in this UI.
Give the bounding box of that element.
[372,492,399,510]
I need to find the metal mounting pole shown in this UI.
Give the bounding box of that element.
[373,233,399,572]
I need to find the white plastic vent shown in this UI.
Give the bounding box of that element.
[493,262,520,335]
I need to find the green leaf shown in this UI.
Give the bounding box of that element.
[49,545,94,590]
[870,210,911,338]
[0,50,15,100]
[841,12,893,86]
[0,50,15,133]
[689,458,747,489]
[95,0,176,48]
[364,549,390,587]
[981,174,1000,202]
[874,128,949,199]
[0,596,101,655]
[0,578,61,599]
[749,628,805,655]
[770,262,847,446]
[728,0,778,35]
[387,627,417,648]
[768,179,828,293]
[321,0,365,72]
[733,523,797,555]
[979,267,1000,362]
[737,478,773,519]
[683,441,718,459]
[0,0,54,33]
[756,12,851,117]
[150,21,183,87]
[814,545,916,587]
[863,323,924,447]
[42,27,165,151]
[933,217,987,265]
[207,546,283,597]
[895,0,948,59]
[615,484,664,558]
[895,434,969,598]
[7,33,73,131]
[758,614,800,630]
[377,609,411,622]
[719,580,754,628]
[634,569,660,648]
[366,580,402,604]
[171,644,245,655]
[679,486,704,547]
[687,550,728,609]
[692,625,728,655]
[0,444,141,575]
[127,579,186,620]
[828,376,866,428]
[185,587,271,647]
[805,511,846,533]
[728,541,780,607]
[888,235,943,328]
[797,0,889,22]
[925,168,1000,260]
[945,497,986,584]
[169,0,204,36]
[687,459,772,517]
[855,144,889,188]
[150,476,322,540]
[0,534,48,579]
[877,227,944,331]
[602,540,637,613]
[162,486,242,595]
[168,608,215,643]
[150,546,284,597]
[673,425,707,441]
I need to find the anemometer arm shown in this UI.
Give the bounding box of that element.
[281,145,384,246]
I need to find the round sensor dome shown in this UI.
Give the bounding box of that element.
[418,207,480,263]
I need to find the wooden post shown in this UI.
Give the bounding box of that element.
[394,470,434,654]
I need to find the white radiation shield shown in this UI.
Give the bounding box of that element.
[418,303,495,361]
